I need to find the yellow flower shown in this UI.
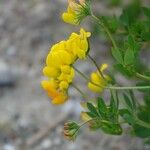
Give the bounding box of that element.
[41,80,68,104]
[62,0,91,25]
[41,28,90,105]
[68,28,91,59]
[88,64,111,93]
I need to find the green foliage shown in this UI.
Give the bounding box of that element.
[119,0,141,27]
[102,16,119,33]
[123,91,136,112]
[142,7,150,18]
[111,48,123,64]
[62,0,150,144]
[84,96,122,135]
[110,0,121,6]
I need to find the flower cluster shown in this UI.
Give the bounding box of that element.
[88,64,111,93]
[41,28,91,104]
[62,0,91,25]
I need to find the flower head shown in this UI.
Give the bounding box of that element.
[62,0,91,25]
[41,28,91,104]
[63,121,79,141]
[88,64,111,93]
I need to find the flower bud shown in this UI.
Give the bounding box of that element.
[63,121,79,141]
[62,0,91,25]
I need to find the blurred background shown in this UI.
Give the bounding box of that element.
[0,0,149,150]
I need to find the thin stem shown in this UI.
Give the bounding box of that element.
[72,83,88,100]
[136,119,150,129]
[107,86,150,90]
[91,14,117,49]
[88,54,106,81]
[136,73,150,81]
[73,66,90,81]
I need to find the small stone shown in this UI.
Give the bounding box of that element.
[6,46,17,57]
[0,61,17,87]
[41,139,52,149]
[3,144,16,150]
[53,138,61,146]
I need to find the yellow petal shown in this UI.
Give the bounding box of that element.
[62,13,78,25]
[61,65,71,74]
[59,81,69,90]
[80,28,91,38]
[100,63,108,72]
[51,41,66,53]
[91,72,101,84]
[81,112,91,122]
[52,93,68,104]
[43,66,59,78]
[88,82,103,93]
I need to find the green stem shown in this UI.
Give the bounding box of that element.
[91,14,117,49]
[136,119,150,129]
[73,66,90,81]
[88,54,106,81]
[72,83,88,100]
[136,73,150,81]
[107,86,150,90]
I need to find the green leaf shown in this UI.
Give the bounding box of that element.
[102,16,119,33]
[119,109,135,125]
[120,9,129,27]
[134,125,150,138]
[123,93,134,111]
[119,0,141,27]
[124,35,140,55]
[114,64,135,77]
[109,91,119,115]
[123,114,135,125]
[101,121,122,135]
[124,49,135,65]
[86,112,98,118]
[87,102,99,117]
[144,94,150,106]
[111,48,124,64]
[129,90,136,110]
[119,109,130,116]
[110,0,121,6]
[141,31,150,41]
[129,22,145,39]
[142,7,150,18]
[137,104,150,123]
[97,97,107,116]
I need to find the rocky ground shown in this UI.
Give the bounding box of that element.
[0,0,149,150]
